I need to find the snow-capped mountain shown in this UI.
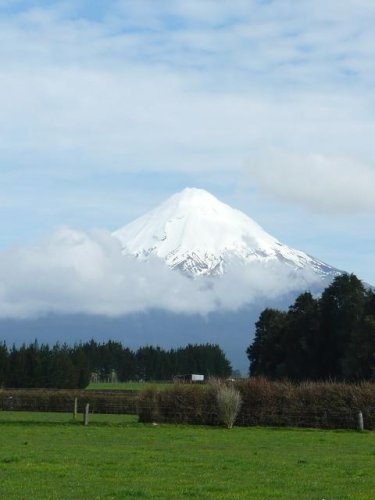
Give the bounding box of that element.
[113,188,339,279]
[0,188,344,373]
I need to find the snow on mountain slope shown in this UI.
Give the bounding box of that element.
[112,188,339,278]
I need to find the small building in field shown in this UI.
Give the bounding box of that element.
[173,374,205,384]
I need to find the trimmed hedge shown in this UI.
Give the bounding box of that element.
[236,378,375,429]
[2,380,374,430]
[0,389,138,415]
[137,379,375,430]
[138,384,219,425]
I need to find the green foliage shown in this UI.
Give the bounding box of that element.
[135,343,232,381]
[342,316,375,380]
[82,340,231,382]
[247,274,375,381]
[0,342,9,387]
[82,340,136,382]
[0,340,231,388]
[319,274,367,378]
[3,342,91,389]
[247,308,288,378]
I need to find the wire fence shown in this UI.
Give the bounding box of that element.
[0,389,138,414]
[0,389,374,430]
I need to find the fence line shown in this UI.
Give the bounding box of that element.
[1,385,375,430]
[0,397,374,430]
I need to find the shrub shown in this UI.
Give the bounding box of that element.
[216,384,242,429]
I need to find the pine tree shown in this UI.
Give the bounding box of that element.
[342,316,375,380]
[247,308,287,378]
[0,342,8,387]
[319,274,366,379]
[247,274,374,381]
[284,292,320,380]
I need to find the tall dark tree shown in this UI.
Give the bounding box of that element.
[0,342,8,387]
[342,316,375,380]
[319,274,366,378]
[247,274,374,381]
[136,346,171,381]
[247,308,287,378]
[7,344,28,387]
[364,289,375,317]
[174,344,232,378]
[117,347,137,382]
[284,292,320,380]
[71,345,91,389]
[49,344,78,389]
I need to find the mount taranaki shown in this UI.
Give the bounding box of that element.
[113,188,339,280]
[1,188,342,372]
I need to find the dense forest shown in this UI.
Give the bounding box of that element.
[0,341,232,389]
[247,274,375,381]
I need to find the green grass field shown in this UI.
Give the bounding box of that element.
[87,381,171,391]
[0,412,374,499]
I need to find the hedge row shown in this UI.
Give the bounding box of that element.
[1,380,374,430]
[137,379,375,430]
[137,385,219,425]
[236,378,375,429]
[0,389,138,415]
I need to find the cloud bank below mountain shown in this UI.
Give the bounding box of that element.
[0,227,324,319]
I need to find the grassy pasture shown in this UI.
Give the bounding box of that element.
[0,412,374,499]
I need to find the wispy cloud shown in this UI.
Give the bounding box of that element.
[246,149,375,213]
[1,0,375,181]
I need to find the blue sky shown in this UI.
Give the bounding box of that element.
[0,0,374,301]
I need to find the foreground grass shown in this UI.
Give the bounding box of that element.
[87,381,171,391]
[0,412,374,499]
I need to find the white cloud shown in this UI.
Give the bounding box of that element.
[0,227,321,319]
[246,149,375,214]
[1,0,375,180]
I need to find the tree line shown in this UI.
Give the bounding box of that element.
[247,274,375,381]
[0,341,232,389]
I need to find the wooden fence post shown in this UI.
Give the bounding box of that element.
[357,411,364,431]
[83,403,90,426]
[73,397,78,420]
